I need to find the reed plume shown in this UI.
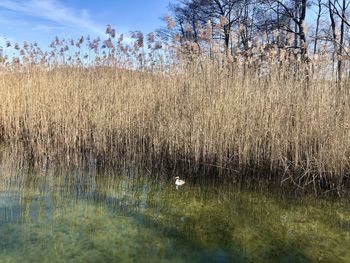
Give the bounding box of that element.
[0,23,349,194]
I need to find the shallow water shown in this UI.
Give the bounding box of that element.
[0,169,349,263]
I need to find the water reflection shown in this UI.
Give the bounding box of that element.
[0,169,349,262]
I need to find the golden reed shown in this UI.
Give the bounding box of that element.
[0,28,349,194]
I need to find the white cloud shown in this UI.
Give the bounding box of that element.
[33,24,65,33]
[0,0,105,36]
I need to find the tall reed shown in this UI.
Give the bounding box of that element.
[0,26,350,193]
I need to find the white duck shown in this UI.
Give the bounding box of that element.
[175,176,185,186]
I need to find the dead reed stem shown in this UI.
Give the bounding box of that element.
[0,57,349,192]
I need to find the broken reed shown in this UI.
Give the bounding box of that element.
[0,32,350,191]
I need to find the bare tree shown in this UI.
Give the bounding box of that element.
[327,0,350,82]
[312,0,323,55]
[161,0,350,81]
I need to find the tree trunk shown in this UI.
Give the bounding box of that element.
[313,0,322,55]
[294,0,299,50]
[328,0,337,78]
[337,0,346,83]
[299,0,308,62]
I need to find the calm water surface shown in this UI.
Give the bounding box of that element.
[0,169,349,262]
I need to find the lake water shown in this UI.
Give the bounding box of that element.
[0,168,349,262]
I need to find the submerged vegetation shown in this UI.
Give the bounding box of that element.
[0,18,350,195]
[0,169,350,262]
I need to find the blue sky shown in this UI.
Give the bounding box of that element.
[0,0,170,48]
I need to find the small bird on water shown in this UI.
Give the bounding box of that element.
[175,176,185,186]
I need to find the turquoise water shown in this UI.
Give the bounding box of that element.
[0,170,349,262]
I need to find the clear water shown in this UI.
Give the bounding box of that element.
[0,170,349,263]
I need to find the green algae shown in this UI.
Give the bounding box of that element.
[0,172,349,263]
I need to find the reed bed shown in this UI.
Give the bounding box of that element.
[0,31,350,193]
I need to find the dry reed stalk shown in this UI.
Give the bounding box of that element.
[0,33,349,193]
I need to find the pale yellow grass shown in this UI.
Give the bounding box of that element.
[0,60,349,190]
